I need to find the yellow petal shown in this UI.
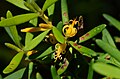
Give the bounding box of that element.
[39,23,52,29]
[21,27,47,32]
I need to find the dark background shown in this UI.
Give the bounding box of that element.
[0,0,120,78]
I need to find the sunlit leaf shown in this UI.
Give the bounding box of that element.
[96,39,120,62]
[61,0,69,24]
[29,17,38,26]
[4,68,26,79]
[47,4,55,16]
[51,65,61,79]
[36,46,53,59]
[4,10,21,47]
[25,33,34,46]
[69,41,97,57]
[0,13,39,27]
[5,43,21,52]
[6,0,29,10]
[24,1,37,12]
[28,62,33,79]
[103,14,120,31]
[57,58,69,75]
[93,62,120,78]
[23,30,50,51]
[36,72,43,79]
[56,21,63,33]
[52,26,65,44]
[87,59,94,79]
[42,0,58,12]
[30,0,42,12]
[3,51,24,74]
[79,24,106,43]
[102,29,116,48]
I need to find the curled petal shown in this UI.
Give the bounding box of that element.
[62,25,77,37]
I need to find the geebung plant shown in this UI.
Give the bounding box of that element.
[0,0,107,79]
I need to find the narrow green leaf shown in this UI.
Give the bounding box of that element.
[79,24,106,43]
[47,4,55,16]
[4,68,26,79]
[69,41,97,57]
[61,0,69,24]
[24,1,37,12]
[25,33,34,46]
[102,29,116,48]
[4,11,21,47]
[87,59,94,79]
[56,21,63,33]
[6,0,29,10]
[103,14,120,31]
[29,17,38,26]
[42,0,58,12]
[0,13,39,27]
[3,51,24,74]
[28,62,33,79]
[36,72,43,79]
[5,43,21,52]
[23,30,50,51]
[0,74,2,79]
[51,65,61,79]
[30,0,42,12]
[96,39,120,62]
[57,58,69,75]
[36,46,53,59]
[52,26,65,44]
[93,62,120,78]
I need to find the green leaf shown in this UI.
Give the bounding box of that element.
[87,59,94,79]
[4,68,26,79]
[103,14,120,31]
[52,26,65,44]
[79,24,106,43]
[36,46,53,59]
[29,17,38,26]
[42,0,58,12]
[47,4,55,16]
[6,0,29,10]
[61,0,69,24]
[0,13,39,27]
[28,62,33,79]
[51,65,61,79]
[69,41,97,57]
[96,39,120,62]
[30,0,42,12]
[0,74,2,79]
[102,29,116,48]
[23,30,50,51]
[56,21,63,33]
[25,33,34,46]
[3,51,24,74]
[4,10,21,47]
[57,58,69,75]
[36,72,43,79]
[24,1,37,12]
[93,62,120,78]
[5,43,21,52]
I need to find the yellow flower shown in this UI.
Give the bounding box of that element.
[54,43,67,61]
[21,23,52,32]
[62,19,77,37]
